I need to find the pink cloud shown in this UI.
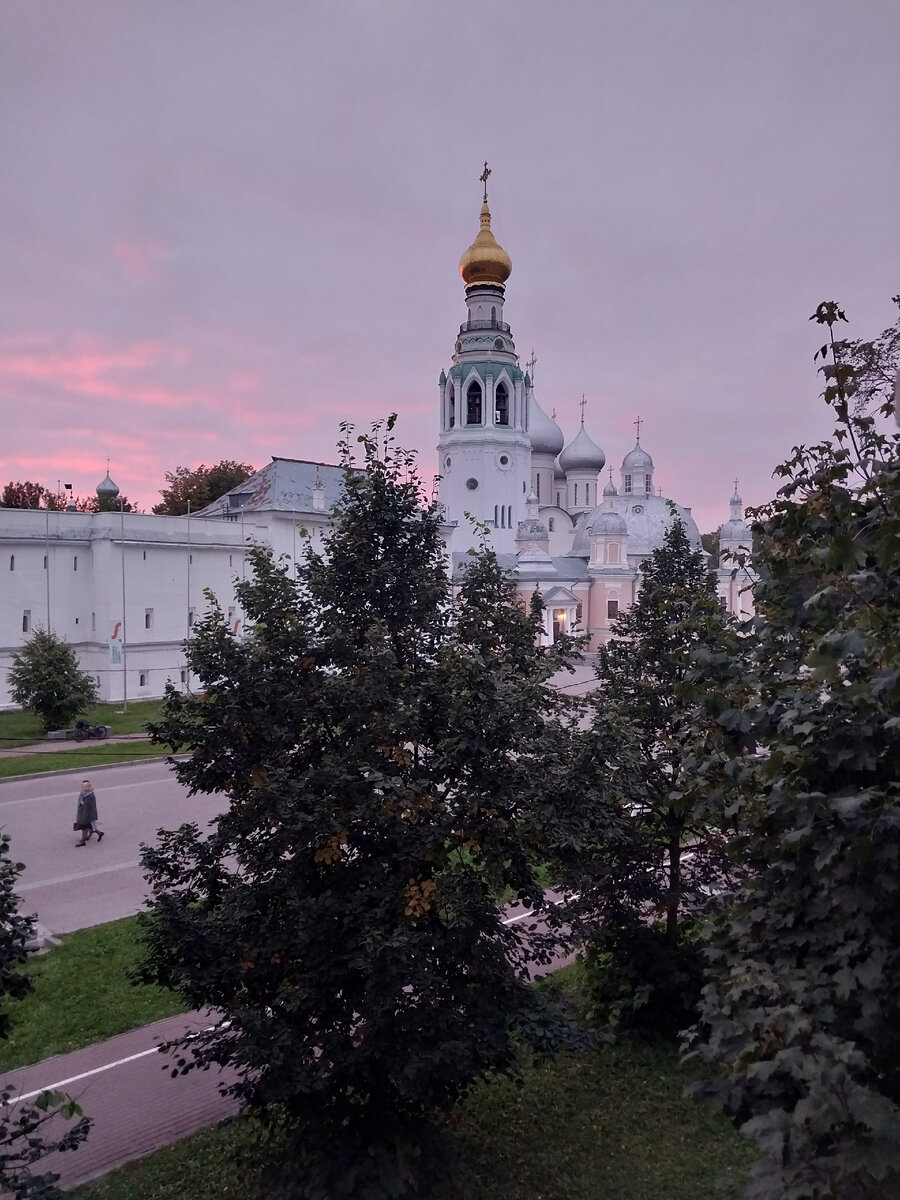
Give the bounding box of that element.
[114,238,171,285]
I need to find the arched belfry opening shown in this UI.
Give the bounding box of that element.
[495,381,509,426]
[466,381,482,424]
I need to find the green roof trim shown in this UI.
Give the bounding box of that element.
[449,360,524,384]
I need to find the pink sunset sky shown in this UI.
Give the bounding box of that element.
[1,1,897,531]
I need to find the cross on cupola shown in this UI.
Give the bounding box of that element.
[480,161,491,202]
[634,415,643,441]
[526,349,538,382]
[579,394,587,424]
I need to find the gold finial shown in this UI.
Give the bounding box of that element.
[480,161,492,202]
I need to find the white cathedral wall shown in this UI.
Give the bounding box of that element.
[0,507,334,710]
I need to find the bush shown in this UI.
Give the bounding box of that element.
[582,920,706,1041]
[8,630,97,732]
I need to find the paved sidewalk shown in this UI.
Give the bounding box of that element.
[0,733,152,760]
[1,1012,238,1190]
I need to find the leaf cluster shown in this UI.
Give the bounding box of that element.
[151,460,255,515]
[0,833,91,1198]
[138,418,598,1198]
[9,630,98,732]
[688,300,900,1198]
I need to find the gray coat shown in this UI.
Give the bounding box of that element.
[76,789,98,828]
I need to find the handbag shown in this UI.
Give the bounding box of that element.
[73,822,80,831]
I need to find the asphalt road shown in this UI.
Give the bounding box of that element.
[0,758,226,937]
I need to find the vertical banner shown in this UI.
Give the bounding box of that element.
[109,620,124,666]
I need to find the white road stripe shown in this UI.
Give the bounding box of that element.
[17,861,141,892]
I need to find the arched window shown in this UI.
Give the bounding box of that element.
[535,475,540,500]
[495,382,509,426]
[491,305,497,326]
[574,483,578,506]
[494,505,498,527]
[466,381,482,424]
[548,518,555,532]
[8,555,14,571]
[624,474,633,494]
[506,505,512,528]
[448,385,455,428]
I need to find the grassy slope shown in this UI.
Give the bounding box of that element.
[0,916,184,1071]
[0,739,172,779]
[72,1041,755,1200]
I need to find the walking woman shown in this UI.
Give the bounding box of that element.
[74,779,103,846]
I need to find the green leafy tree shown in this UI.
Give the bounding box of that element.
[700,527,721,559]
[833,291,899,415]
[0,832,90,1198]
[1,481,48,509]
[8,630,98,732]
[571,515,747,1038]
[152,459,255,515]
[688,301,900,1198]
[137,418,590,1199]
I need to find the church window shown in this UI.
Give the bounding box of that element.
[495,382,509,426]
[8,555,13,571]
[466,382,482,424]
[22,610,30,633]
[73,555,78,571]
[548,518,555,532]
[607,598,619,619]
[145,608,153,630]
[507,505,512,527]
[607,543,620,564]
[624,474,633,494]
[139,672,148,688]
[491,306,497,326]
[448,385,455,428]
[536,475,540,499]
[494,505,498,527]
[585,484,591,506]
[574,483,578,505]
[43,555,47,569]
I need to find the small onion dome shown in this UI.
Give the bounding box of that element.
[459,200,512,289]
[603,477,618,498]
[559,424,606,473]
[622,440,654,473]
[590,510,627,537]
[528,393,565,456]
[96,472,120,499]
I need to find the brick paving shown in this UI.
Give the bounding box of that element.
[1,1012,239,1190]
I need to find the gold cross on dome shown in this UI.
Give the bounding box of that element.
[480,161,491,202]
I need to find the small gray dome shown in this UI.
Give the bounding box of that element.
[622,440,654,472]
[528,393,565,456]
[720,517,750,542]
[590,510,627,537]
[96,472,120,498]
[603,478,618,497]
[559,424,606,473]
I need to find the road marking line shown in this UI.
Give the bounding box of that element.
[11,1046,164,1102]
[17,861,141,892]
[502,909,534,925]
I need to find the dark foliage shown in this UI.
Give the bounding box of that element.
[138,418,596,1199]
[0,833,91,1198]
[9,630,98,732]
[152,460,255,515]
[688,300,900,1199]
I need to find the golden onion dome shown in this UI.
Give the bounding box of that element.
[459,199,512,289]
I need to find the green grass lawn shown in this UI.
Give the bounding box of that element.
[0,738,174,779]
[0,916,184,1071]
[71,1038,755,1200]
[0,699,165,749]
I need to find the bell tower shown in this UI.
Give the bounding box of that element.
[437,165,531,554]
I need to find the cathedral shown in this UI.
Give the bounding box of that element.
[0,177,753,708]
[437,173,753,644]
